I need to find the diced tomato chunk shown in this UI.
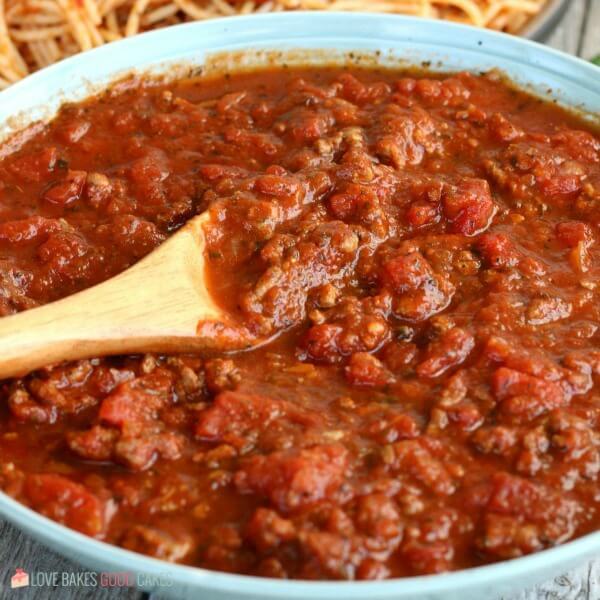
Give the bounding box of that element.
[356,493,402,538]
[37,232,90,281]
[43,170,86,205]
[338,73,390,105]
[479,472,579,558]
[109,214,165,258]
[128,150,169,185]
[406,202,439,228]
[8,147,58,182]
[492,367,559,402]
[114,431,185,470]
[442,178,495,236]
[199,164,248,181]
[288,110,332,143]
[488,113,523,142]
[196,391,286,449]
[381,251,433,294]
[245,508,296,552]
[538,174,581,196]
[328,192,357,220]
[254,173,299,198]
[391,272,455,322]
[487,472,538,515]
[234,444,348,513]
[302,323,344,364]
[556,221,592,247]
[58,120,91,144]
[416,328,475,378]
[25,474,107,536]
[491,367,566,418]
[402,540,453,574]
[477,233,519,268]
[391,440,455,496]
[0,216,62,245]
[553,129,600,162]
[67,425,118,461]
[99,371,173,433]
[345,352,391,387]
[365,409,421,444]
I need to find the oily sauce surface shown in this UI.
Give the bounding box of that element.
[0,66,600,579]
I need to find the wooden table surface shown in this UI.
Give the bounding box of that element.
[1,1,599,599]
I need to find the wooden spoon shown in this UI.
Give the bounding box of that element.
[0,212,255,379]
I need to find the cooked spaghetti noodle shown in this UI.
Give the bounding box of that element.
[0,0,548,88]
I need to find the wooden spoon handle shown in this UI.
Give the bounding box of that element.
[0,285,137,379]
[0,216,224,379]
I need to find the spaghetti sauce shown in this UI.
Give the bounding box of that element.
[0,66,599,579]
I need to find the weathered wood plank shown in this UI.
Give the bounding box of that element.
[579,0,600,59]
[545,0,588,55]
[0,520,142,599]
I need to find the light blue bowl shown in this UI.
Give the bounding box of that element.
[0,12,599,600]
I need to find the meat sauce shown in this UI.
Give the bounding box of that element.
[0,66,599,579]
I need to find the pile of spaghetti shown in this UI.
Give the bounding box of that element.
[0,0,548,88]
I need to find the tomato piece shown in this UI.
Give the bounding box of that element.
[25,474,107,537]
